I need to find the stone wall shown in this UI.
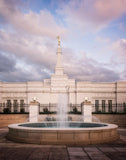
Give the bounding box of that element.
[0,81,126,105]
[0,114,126,127]
[93,114,126,128]
[0,114,28,127]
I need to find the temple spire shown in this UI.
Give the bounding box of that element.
[57,35,60,46]
[55,36,64,75]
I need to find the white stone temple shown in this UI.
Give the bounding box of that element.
[0,37,126,113]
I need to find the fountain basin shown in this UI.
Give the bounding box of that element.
[7,122,119,145]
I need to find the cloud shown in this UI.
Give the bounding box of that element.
[119,21,126,32]
[121,69,126,80]
[0,29,120,82]
[112,38,126,63]
[0,66,48,82]
[63,49,120,82]
[0,30,57,70]
[0,0,67,38]
[0,30,57,82]
[0,52,50,82]
[0,0,123,82]
[96,36,110,43]
[0,52,16,72]
[59,0,126,32]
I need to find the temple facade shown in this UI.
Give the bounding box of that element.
[0,39,126,113]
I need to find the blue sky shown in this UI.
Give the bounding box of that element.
[0,0,126,82]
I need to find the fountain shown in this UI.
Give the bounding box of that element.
[57,94,68,128]
[7,97,119,145]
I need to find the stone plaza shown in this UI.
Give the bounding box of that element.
[0,127,126,160]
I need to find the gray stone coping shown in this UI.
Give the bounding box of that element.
[8,121,118,131]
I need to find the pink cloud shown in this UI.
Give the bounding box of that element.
[0,30,120,82]
[0,0,123,82]
[59,0,126,32]
[0,0,67,38]
[94,0,126,21]
[0,30,56,69]
[62,48,120,82]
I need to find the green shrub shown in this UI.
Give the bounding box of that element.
[97,110,102,113]
[3,108,11,114]
[20,108,25,113]
[73,107,78,113]
[43,108,49,113]
[14,110,17,113]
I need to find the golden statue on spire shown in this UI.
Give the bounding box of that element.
[57,35,60,46]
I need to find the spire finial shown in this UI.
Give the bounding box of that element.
[57,35,60,46]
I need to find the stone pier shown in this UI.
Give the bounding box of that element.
[29,99,39,122]
[82,99,92,122]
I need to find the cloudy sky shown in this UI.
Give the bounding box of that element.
[0,0,126,82]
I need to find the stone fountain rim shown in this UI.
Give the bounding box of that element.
[8,121,118,131]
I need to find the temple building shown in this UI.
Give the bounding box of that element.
[0,38,126,113]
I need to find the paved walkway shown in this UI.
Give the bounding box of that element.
[0,127,126,160]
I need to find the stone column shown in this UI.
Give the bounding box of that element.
[29,99,39,122]
[106,100,109,113]
[11,100,14,113]
[24,103,28,113]
[82,98,92,122]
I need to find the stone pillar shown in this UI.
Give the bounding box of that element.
[11,100,14,113]
[82,99,92,122]
[29,100,39,122]
[24,103,28,113]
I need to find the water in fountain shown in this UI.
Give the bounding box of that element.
[57,93,68,128]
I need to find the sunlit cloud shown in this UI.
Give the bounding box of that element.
[0,0,67,38]
[59,0,126,32]
[63,50,119,82]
